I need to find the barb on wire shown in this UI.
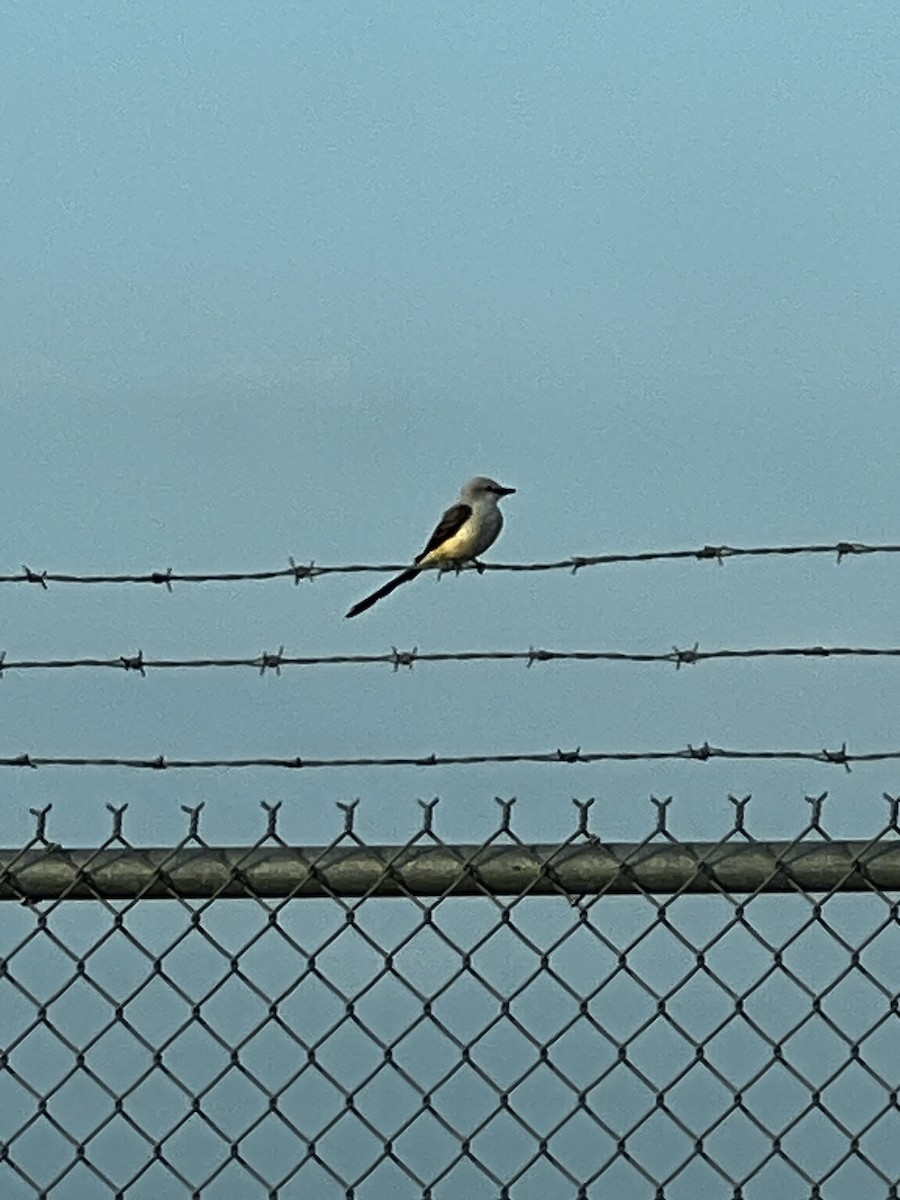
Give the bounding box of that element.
[4,642,900,676]
[0,742,893,771]
[0,539,893,588]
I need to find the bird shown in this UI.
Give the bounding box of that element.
[345,475,516,618]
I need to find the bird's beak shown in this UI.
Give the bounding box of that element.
[498,485,516,496]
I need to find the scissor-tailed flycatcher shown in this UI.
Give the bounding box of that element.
[345,475,516,619]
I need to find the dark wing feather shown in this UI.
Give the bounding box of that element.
[414,503,472,563]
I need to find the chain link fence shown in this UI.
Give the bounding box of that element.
[2,796,899,1198]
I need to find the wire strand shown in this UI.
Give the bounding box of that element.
[3,643,900,676]
[0,742,880,771]
[1,540,890,588]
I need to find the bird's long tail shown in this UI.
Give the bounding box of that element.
[345,568,419,619]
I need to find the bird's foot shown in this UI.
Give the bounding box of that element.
[437,558,471,580]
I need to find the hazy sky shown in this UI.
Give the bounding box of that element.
[4,0,900,848]
[4,3,900,1195]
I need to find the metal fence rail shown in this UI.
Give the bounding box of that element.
[1,797,899,1198]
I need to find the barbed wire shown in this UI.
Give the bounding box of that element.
[5,642,900,677]
[0,740,891,771]
[1,539,894,589]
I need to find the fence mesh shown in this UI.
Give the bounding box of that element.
[2,797,899,1199]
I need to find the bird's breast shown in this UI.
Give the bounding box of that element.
[421,506,501,565]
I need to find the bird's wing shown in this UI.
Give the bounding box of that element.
[414,503,473,563]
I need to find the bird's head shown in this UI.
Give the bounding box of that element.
[462,476,516,502]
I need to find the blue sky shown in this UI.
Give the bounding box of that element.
[3,1,900,847]
[7,0,900,849]
[2,5,900,1192]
